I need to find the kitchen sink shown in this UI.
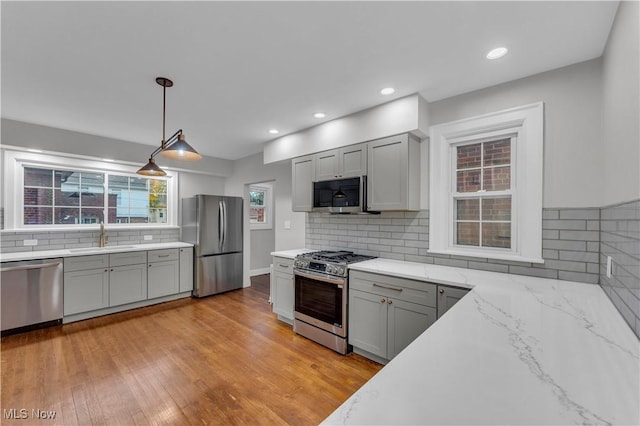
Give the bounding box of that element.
[68,245,137,253]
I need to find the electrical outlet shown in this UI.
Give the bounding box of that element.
[23,239,37,246]
[284,220,291,230]
[143,235,153,241]
[606,256,613,278]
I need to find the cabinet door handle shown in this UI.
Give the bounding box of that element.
[373,283,403,292]
[439,289,445,294]
[388,299,393,305]
[380,298,386,303]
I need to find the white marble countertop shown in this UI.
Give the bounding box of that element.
[324,258,640,425]
[0,242,193,263]
[270,248,316,259]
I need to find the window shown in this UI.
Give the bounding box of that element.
[108,175,167,224]
[24,168,105,225]
[429,103,544,263]
[454,137,513,249]
[3,149,177,229]
[249,184,272,230]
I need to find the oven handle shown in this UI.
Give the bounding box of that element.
[294,269,346,286]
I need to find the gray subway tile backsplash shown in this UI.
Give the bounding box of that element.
[0,227,181,254]
[599,200,640,338]
[306,208,604,286]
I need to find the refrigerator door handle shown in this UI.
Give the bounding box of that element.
[221,200,226,249]
[218,200,224,249]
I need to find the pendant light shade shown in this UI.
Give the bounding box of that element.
[136,77,202,176]
[137,157,167,176]
[159,133,202,161]
[334,189,347,199]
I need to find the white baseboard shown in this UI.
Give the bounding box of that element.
[250,267,271,277]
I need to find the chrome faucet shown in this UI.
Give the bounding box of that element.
[98,221,107,247]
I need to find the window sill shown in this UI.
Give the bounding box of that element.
[427,248,545,264]
[1,225,180,233]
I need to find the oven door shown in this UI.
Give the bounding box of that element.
[294,270,347,337]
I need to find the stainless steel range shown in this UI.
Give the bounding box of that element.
[293,250,375,354]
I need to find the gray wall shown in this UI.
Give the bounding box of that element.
[598,2,640,338]
[0,119,234,177]
[429,58,603,209]
[251,228,275,273]
[601,1,640,206]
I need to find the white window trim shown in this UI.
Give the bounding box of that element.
[249,183,273,230]
[429,102,544,263]
[2,148,178,230]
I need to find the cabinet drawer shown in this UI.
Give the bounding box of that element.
[273,257,293,275]
[110,251,147,267]
[350,270,436,307]
[148,249,179,263]
[64,254,109,272]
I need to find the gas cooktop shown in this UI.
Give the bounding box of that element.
[293,250,376,277]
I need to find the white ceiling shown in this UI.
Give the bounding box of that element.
[1,1,619,160]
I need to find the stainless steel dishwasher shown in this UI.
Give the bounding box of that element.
[1,258,64,334]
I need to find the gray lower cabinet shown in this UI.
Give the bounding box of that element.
[148,249,180,299]
[437,285,470,318]
[64,267,110,315]
[179,247,194,293]
[64,252,149,314]
[271,256,295,322]
[63,247,192,320]
[109,251,147,307]
[349,270,437,362]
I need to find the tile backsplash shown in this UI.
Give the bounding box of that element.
[599,200,640,337]
[306,208,601,284]
[0,228,180,253]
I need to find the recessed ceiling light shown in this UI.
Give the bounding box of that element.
[268,129,279,135]
[486,47,508,60]
[27,148,43,153]
[313,112,326,119]
[380,87,395,96]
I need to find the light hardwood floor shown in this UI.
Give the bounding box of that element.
[1,277,382,425]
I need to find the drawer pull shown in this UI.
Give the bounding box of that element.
[373,283,403,292]
[157,254,171,258]
[279,264,290,268]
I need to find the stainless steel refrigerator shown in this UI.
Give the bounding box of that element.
[181,194,243,297]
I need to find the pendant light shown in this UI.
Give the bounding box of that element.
[137,77,202,176]
[334,188,347,199]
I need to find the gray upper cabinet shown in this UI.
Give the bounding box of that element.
[291,155,315,212]
[315,144,367,181]
[366,133,421,211]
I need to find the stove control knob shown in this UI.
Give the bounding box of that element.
[335,266,345,276]
[326,264,336,275]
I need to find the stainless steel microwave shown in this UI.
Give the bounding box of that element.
[312,176,369,214]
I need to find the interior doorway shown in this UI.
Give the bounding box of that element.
[246,181,275,281]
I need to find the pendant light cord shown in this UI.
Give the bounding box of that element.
[161,83,166,149]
